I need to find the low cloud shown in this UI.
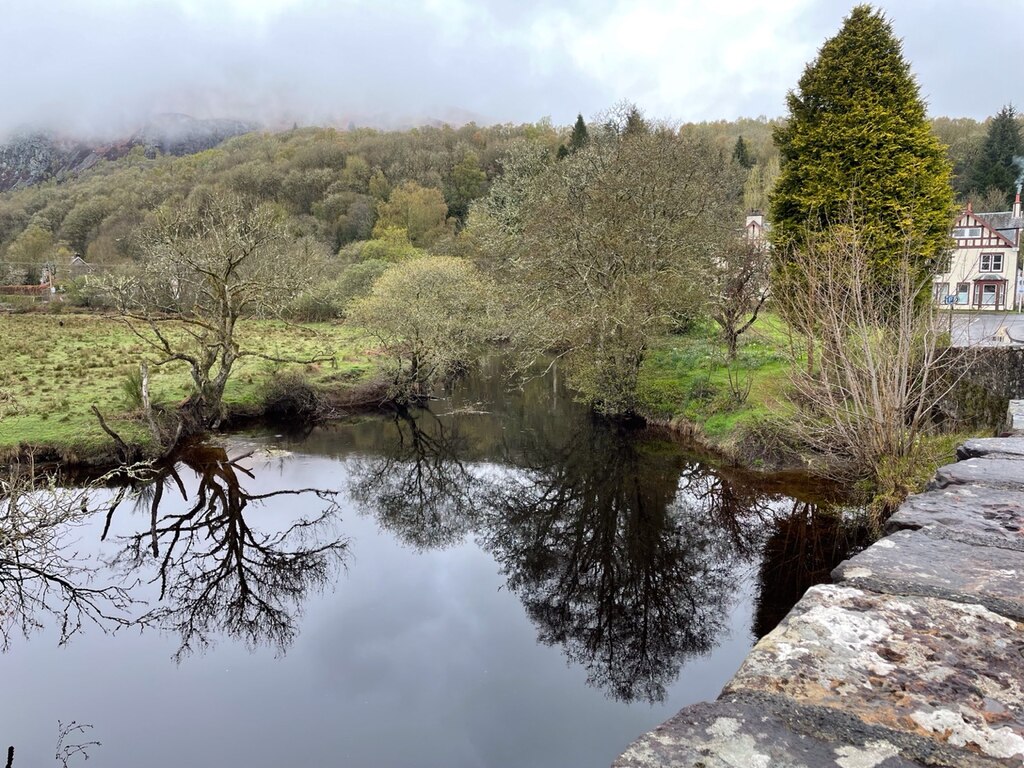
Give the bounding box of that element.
[1,0,1016,140]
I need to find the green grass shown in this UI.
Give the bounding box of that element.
[637,314,797,440]
[0,311,378,461]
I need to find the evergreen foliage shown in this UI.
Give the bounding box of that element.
[732,136,754,169]
[967,105,1023,207]
[769,5,955,286]
[569,114,589,152]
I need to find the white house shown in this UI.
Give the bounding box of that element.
[933,194,1023,310]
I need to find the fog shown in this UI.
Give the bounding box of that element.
[2,0,1018,140]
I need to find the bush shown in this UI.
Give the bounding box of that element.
[65,276,115,309]
[260,371,324,423]
[121,367,144,409]
[285,284,346,322]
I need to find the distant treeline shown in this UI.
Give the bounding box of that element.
[0,111,1018,281]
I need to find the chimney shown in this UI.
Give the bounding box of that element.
[1014,190,1022,220]
[966,201,973,214]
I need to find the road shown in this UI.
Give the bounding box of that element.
[949,310,1024,347]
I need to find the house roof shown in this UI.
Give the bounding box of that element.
[974,210,1024,247]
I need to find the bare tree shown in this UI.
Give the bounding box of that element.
[709,237,770,360]
[105,191,327,443]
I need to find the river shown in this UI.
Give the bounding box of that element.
[0,362,867,767]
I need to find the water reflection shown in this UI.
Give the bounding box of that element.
[753,500,871,637]
[348,410,481,550]
[482,424,742,703]
[103,443,347,659]
[0,465,137,650]
[342,399,866,704]
[3,370,868,712]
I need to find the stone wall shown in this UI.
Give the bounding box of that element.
[940,348,1024,430]
[612,402,1024,767]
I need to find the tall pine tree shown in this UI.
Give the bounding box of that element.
[769,5,954,285]
[732,136,754,169]
[967,105,1023,207]
[569,114,589,152]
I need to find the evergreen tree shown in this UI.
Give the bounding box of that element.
[732,136,754,169]
[769,5,954,285]
[967,105,1023,207]
[623,107,648,138]
[569,114,589,152]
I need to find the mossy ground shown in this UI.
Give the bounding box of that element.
[0,311,377,462]
[638,314,796,440]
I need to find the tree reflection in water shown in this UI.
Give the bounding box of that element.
[348,409,482,550]
[753,500,871,638]
[0,462,140,650]
[481,423,789,704]
[103,443,347,660]
[344,404,855,705]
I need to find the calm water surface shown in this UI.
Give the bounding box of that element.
[1,364,867,767]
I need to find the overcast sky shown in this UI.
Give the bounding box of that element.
[3,0,1018,138]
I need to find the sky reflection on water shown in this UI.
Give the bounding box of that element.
[1,367,867,768]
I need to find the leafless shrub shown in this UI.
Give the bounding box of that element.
[780,218,971,487]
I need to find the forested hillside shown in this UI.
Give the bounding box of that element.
[0,109,1019,285]
[0,121,560,282]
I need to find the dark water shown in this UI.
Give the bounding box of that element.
[1,362,869,768]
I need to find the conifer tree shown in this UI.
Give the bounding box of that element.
[569,114,589,152]
[967,105,1023,207]
[732,136,754,169]
[769,5,954,286]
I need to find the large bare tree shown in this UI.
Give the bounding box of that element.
[108,191,323,443]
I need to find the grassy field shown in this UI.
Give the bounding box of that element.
[0,311,378,462]
[638,314,796,440]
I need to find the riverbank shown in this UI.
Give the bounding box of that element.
[0,311,381,466]
[637,316,796,469]
[0,310,986,494]
[637,317,985,510]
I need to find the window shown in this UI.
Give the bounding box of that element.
[933,282,950,302]
[980,252,1003,272]
[956,282,970,304]
[982,284,998,306]
[950,227,983,239]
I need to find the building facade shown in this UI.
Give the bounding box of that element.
[933,195,1023,310]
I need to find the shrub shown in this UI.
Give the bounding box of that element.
[260,371,324,423]
[121,367,144,409]
[65,277,115,309]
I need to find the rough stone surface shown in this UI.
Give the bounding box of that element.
[930,457,1024,491]
[723,585,1024,764]
[612,698,924,768]
[833,529,1024,620]
[886,487,1024,552]
[958,437,1024,460]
